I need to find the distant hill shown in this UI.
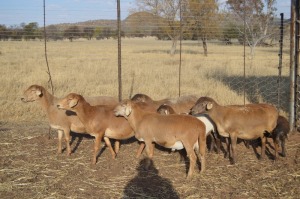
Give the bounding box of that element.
[47,12,164,36]
[123,12,164,36]
[52,19,117,30]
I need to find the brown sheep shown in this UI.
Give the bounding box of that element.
[56,93,139,164]
[131,93,198,114]
[157,104,220,153]
[21,85,118,155]
[114,100,207,180]
[190,97,278,164]
[266,115,290,159]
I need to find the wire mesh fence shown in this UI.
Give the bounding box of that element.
[0,0,293,122]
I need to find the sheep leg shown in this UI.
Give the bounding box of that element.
[103,137,116,159]
[92,134,102,164]
[136,142,145,158]
[230,134,237,164]
[224,137,230,159]
[272,137,279,160]
[144,142,154,170]
[213,132,221,154]
[244,140,250,149]
[211,131,221,154]
[63,128,72,156]
[260,135,267,160]
[57,130,64,154]
[208,134,214,152]
[114,140,120,154]
[198,135,206,173]
[281,138,286,157]
[185,145,196,180]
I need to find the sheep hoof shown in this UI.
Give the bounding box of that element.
[230,159,236,165]
[91,159,97,165]
[186,175,193,182]
[258,155,265,161]
[224,153,229,159]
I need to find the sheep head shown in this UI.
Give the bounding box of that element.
[57,93,82,111]
[114,100,132,119]
[190,97,216,115]
[21,85,44,102]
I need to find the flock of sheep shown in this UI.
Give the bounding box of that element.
[21,84,290,180]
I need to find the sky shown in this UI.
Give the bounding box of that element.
[0,0,292,27]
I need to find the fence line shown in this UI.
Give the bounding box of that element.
[0,0,295,129]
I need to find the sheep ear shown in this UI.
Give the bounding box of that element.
[69,98,78,108]
[206,102,213,110]
[35,89,42,96]
[125,105,132,116]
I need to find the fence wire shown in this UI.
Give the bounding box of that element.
[0,0,293,123]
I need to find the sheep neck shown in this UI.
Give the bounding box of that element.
[207,103,223,121]
[39,89,57,114]
[73,100,93,127]
[127,105,146,132]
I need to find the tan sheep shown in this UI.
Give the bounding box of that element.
[114,99,207,180]
[56,93,139,164]
[131,93,198,114]
[21,85,118,155]
[190,96,278,164]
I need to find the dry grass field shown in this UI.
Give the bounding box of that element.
[0,38,299,198]
[0,37,290,122]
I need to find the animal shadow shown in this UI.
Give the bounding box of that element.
[123,158,180,199]
[250,138,277,160]
[61,132,93,154]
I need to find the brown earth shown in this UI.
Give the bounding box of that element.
[0,121,299,199]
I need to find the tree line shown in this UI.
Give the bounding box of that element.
[0,0,287,57]
[0,23,124,41]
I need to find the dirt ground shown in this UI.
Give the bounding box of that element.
[0,121,299,199]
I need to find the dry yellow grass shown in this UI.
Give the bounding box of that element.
[0,37,290,122]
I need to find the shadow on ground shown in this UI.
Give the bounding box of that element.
[123,158,179,199]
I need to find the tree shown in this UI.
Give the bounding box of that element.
[23,22,40,40]
[63,26,81,42]
[187,0,220,56]
[226,0,276,58]
[46,25,63,41]
[102,27,113,39]
[0,25,9,41]
[134,0,188,55]
[9,25,23,41]
[83,27,94,40]
[94,27,103,40]
[222,23,240,44]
